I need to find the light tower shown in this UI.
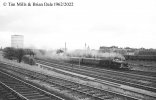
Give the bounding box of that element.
[65,42,66,52]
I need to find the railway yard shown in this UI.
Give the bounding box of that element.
[1,1,156,99]
[0,58,156,100]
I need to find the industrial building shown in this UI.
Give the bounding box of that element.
[11,35,24,48]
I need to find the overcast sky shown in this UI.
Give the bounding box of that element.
[0,0,156,50]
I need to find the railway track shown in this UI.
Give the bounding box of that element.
[0,62,140,100]
[38,59,156,77]
[0,70,64,100]
[36,60,156,93]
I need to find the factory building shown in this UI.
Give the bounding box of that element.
[11,35,24,48]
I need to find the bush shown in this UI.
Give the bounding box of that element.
[3,47,17,60]
[22,55,35,65]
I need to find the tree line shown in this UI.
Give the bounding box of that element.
[2,47,35,63]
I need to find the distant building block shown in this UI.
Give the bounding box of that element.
[11,35,24,48]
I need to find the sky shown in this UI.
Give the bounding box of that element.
[0,0,156,50]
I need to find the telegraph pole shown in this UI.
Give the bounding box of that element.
[85,43,87,57]
[85,43,86,50]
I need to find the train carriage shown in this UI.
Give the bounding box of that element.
[82,58,100,65]
[68,57,129,69]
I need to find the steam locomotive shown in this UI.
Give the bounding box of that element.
[68,57,129,69]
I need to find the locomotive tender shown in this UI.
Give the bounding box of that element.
[69,57,129,69]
